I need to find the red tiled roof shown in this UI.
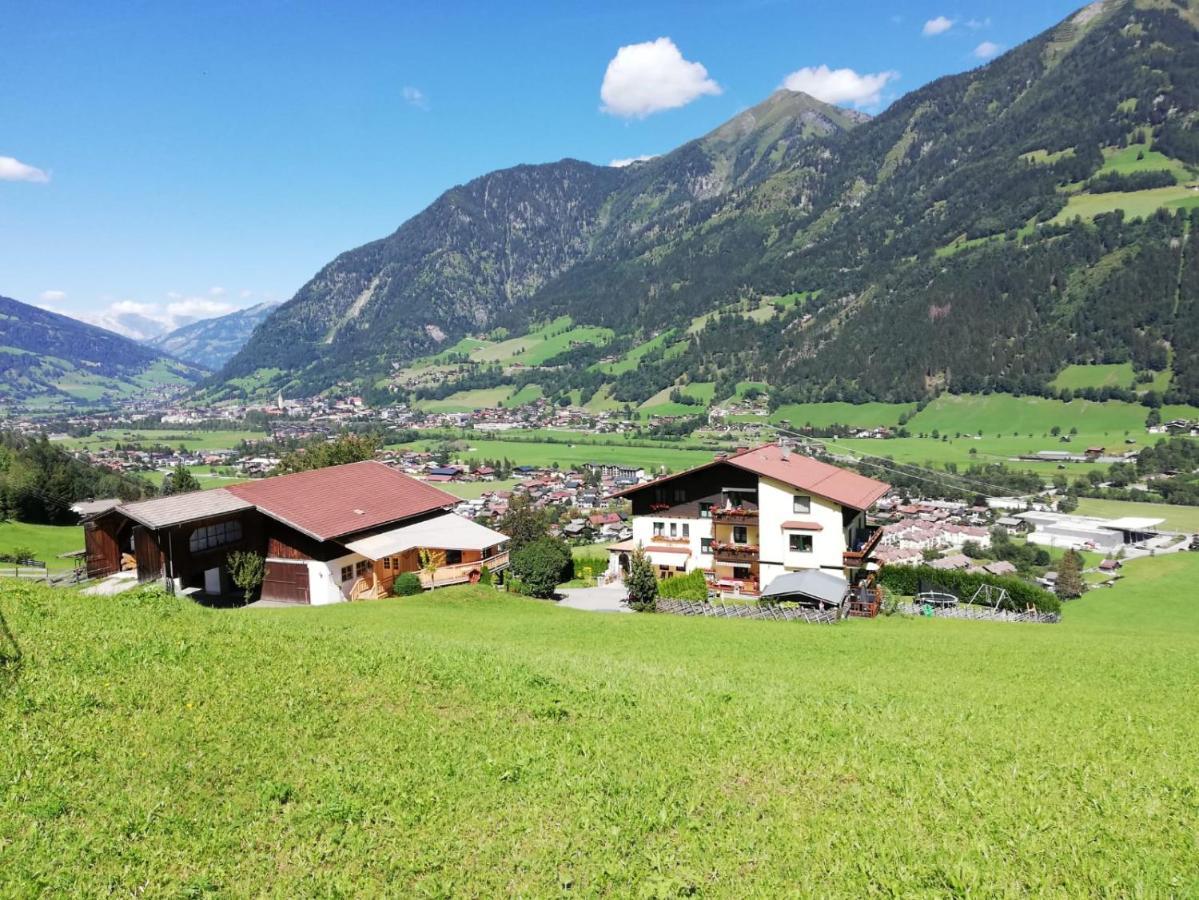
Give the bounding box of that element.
[227,460,457,541]
[615,443,890,511]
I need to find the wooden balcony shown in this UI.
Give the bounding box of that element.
[846,585,883,618]
[712,507,759,526]
[419,551,510,588]
[843,527,883,567]
[711,541,760,563]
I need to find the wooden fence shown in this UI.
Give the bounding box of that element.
[655,597,840,624]
[896,602,1060,624]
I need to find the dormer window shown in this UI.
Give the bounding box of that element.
[793,495,811,514]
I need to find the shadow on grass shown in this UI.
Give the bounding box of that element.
[0,604,23,691]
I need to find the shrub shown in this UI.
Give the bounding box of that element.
[392,573,423,596]
[477,565,492,586]
[572,555,606,581]
[511,538,572,599]
[0,546,37,565]
[225,551,264,604]
[657,569,708,601]
[877,564,1060,614]
[626,547,658,612]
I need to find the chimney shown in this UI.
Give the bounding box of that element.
[778,437,792,460]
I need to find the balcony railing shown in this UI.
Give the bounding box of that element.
[419,550,510,588]
[712,507,759,526]
[650,534,691,545]
[711,541,760,562]
[843,527,883,567]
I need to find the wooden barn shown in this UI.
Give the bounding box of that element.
[82,461,509,603]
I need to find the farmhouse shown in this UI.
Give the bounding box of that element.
[607,442,890,599]
[82,461,509,604]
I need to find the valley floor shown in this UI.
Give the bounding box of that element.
[1,555,1197,895]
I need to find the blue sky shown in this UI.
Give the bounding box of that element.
[2,0,1083,337]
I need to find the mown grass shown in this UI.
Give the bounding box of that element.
[2,554,1198,895]
[55,428,267,452]
[0,522,84,569]
[398,436,716,472]
[1074,497,1199,532]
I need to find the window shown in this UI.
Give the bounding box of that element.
[653,521,665,536]
[673,487,686,503]
[669,522,677,538]
[355,560,370,577]
[382,557,391,570]
[733,525,748,545]
[653,487,666,503]
[681,524,690,538]
[445,549,463,565]
[793,495,811,514]
[188,519,242,553]
[789,534,813,553]
[700,538,712,554]
[698,502,713,519]
[340,565,353,582]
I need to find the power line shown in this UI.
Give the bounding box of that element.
[773,427,1038,499]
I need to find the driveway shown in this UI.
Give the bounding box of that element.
[557,583,631,613]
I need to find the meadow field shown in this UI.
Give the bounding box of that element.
[395,436,716,473]
[0,522,84,570]
[2,554,1197,894]
[55,429,268,453]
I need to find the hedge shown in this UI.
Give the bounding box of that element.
[657,569,708,601]
[877,564,1060,614]
[573,555,606,581]
[392,573,423,596]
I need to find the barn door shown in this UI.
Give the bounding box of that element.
[261,560,310,604]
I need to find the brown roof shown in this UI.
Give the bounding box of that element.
[117,488,254,530]
[227,460,457,541]
[616,443,890,511]
[780,520,824,531]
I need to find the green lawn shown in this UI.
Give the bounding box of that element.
[415,387,515,413]
[0,521,84,569]
[55,429,267,452]
[1051,182,1199,223]
[140,466,247,490]
[761,400,917,429]
[437,478,521,499]
[397,437,715,473]
[1074,497,1199,533]
[2,553,1198,894]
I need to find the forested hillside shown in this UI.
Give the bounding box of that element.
[0,431,153,524]
[215,0,1199,408]
[0,296,203,408]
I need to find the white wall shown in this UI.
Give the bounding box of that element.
[757,476,848,585]
[630,514,713,574]
[311,552,365,605]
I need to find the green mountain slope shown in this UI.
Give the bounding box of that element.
[0,296,204,410]
[217,0,1199,408]
[146,301,279,370]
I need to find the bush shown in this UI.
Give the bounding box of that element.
[626,547,658,612]
[477,565,492,586]
[573,555,606,581]
[225,550,265,604]
[657,569,708,601]
[392,573,423,596]
[510,538,573,599]
[877,564,1060,614]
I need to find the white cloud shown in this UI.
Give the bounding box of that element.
[39,289,66,303]
[208,285,226,297]
[610,154,658,167]
[781,65,899,108]
[600,37,721,118]
[402,85,429,110]
[974,41,1002,59]
[922,16,954,36]
[78,293,237,340]
[0,156,50,183]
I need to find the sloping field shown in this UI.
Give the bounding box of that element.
[2,554,1198,894]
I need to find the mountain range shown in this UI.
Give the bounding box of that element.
[208,0,1199,411]
[0,295,203,408]
[144,301,279,370]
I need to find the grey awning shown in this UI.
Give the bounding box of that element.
[761,569,848,606]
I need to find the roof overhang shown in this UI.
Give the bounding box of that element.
[342,513,509,560]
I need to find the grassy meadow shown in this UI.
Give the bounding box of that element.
[395,435,716,473]
[55,428,268,453]
[0,522,84,569]
[2,553,1198,894]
